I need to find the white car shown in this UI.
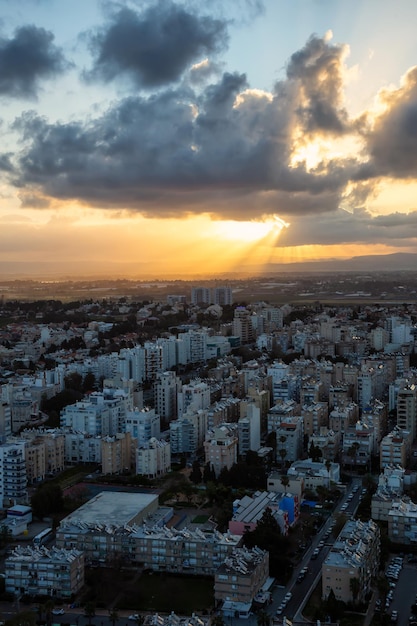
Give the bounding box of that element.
[52,609,65,616]
[128,616,140,622]
[284,592,292,602]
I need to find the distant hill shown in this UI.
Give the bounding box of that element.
[0,252,416,279]
[245,252,417,274]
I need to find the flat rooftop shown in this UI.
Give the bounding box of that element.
[62,491,159,526]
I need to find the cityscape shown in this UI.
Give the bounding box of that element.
[0,277,416,626]
[1,2,417,626]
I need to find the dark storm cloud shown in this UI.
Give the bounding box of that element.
[0,25,69,99]
[362,67,417,178]
[278,208,417,247]
[8,35,366,219]
[85,3,228,88]
[286,35,348,135]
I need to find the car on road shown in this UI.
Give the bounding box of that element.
[391,609,398,623]
[128,615,140,621]
[52,609,65,616]
[284,592,292,603]
[311,548,320,560]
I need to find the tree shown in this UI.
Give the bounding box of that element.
[82,372,96,393]
[210,617,225,626]
[309,442,322,462]
[203,463,216,483]
[189,461,203,484]
[348,442,360,467]
[325,459,332,489]
[31,484,63,519]
[108,609,119,626]
[280,475,290,491]
[349,577,361,605]
[84,603,95,626]
[256,611,271,626]
[64,372,83,392]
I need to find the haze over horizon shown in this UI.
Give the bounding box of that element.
[1,0,417,277]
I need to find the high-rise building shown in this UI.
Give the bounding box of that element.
[397,384,417,441]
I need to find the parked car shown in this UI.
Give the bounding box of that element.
[52,609,65,616]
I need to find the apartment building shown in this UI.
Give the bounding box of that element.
[397,384,417,441]
[309,428,340,462]
[61,401,111,436]
[388,498,417,544]
[301,402,329,437]
[214,547,269,607]
[101,432,132,474]
[154,371,181,426]
[125,407,161,447]
[136,438,171,478]
[380,427,411,468]
[5,546,84,598]
[57,513,241,573]
[65,432,102,465]
[0,442,28,508]
[322,519,380,604]
[204,425,238,478]
[238,403,261,457]
[274,417,304,463]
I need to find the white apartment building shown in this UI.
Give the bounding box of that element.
[238,403,261,457]
[136,438,171,478]
[154,371,181,425]
[274,417,304,463]
[178,380,211,416]
[125,407,161,447]
[60,401,111,436]
[170,419,197,455]
[65,433,102,465]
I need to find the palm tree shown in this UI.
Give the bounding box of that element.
[84,602,96,626]
[349,577,361,605]
[256,610,271,626]
[108,608,119,626]
[45,599,54,626]
[280,475,290,491]
[325,459,332,489]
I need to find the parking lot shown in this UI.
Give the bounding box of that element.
[378,556,417,625]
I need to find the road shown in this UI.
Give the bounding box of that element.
[0,478,370,626]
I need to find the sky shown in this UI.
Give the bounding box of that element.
[1,0,417,278]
